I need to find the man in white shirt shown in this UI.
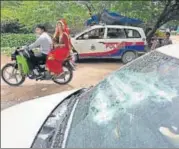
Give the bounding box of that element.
[28,25,53,76]
[29,24,53,66]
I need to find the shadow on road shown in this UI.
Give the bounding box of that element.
[1,55,123,110]
[77,58,122,64]
[1,83,74,110]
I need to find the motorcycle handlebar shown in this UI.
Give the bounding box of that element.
[15,45,31,57]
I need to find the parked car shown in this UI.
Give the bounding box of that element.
[71,25,147,64]
[1,44,179,148]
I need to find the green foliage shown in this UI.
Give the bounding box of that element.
[1,0,178,35]
[1,1,167,31]
[1,1,89,31]
[87,1,163,25]
[156,30,166,37]
[1,47,16,56]
[2,1,163,32]
[1,34,36,47]
[165,20,179,26]
[1,1,20,21]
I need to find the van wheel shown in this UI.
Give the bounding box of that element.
[122,51,137,64]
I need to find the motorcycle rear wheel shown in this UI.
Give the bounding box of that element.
[1,63,26,86]
[52,66,73,85]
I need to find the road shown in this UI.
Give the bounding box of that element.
[1,55,121,110]
[1,35,179,110]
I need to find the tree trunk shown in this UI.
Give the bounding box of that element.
[146,0,171,43]
[146,19,166,43]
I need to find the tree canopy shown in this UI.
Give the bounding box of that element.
[1,0,179,36]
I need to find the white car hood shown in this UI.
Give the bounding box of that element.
[1,89,80,148]
[156,44,179,59]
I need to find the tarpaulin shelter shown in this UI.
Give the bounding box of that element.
[86,9,143,26]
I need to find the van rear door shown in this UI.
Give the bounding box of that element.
[124,28,146,53]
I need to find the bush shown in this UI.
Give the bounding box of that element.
[1,47,40,56]
[1,33,36,48]
[155,30,166,38]
[1,20,30,33]
[1,47,16,56]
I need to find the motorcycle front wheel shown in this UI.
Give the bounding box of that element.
[52,66,73,85]
[1,63,26,86]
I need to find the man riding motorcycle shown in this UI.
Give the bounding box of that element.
[1,22,75,86]
[28,24,53,76]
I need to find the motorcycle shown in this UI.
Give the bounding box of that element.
[1,46,75,86]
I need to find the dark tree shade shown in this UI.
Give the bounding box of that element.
[147,0,179,42]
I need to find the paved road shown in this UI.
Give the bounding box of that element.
[1,56,121,110]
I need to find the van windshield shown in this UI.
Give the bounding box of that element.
[66,51,179,148]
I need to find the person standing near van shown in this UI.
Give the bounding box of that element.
[151,33,160,50]
[162,32,172,46]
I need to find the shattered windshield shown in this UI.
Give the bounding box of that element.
[66,51,179,148]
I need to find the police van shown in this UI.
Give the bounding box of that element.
[71,25,147,63]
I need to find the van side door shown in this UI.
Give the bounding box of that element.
[104,27,127,58]
[72,27,107,58]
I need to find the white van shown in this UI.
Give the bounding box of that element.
[71,25,147,63]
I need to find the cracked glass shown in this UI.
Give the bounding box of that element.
[66,51,179,148]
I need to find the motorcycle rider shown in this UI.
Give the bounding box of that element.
[28,24,53,76]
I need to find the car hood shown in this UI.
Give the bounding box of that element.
[1,89,80,148]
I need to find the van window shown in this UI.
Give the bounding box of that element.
[77,28,105,40]
[125,29,141,38]
[107,28,126,39]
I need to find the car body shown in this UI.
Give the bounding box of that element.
[1,44,179,148]
[71,25,147,63]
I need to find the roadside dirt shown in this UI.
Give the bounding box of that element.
[171,35,179,44]
[1,55,121,110]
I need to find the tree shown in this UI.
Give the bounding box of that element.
[147,0,179,41]
[1,0,179,36]
[84,0,179,42]
[1,1,89,32]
